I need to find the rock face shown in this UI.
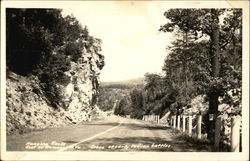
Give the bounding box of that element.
[61,50,103,123]
[6,42,104,135]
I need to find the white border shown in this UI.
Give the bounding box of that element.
[1,1,249,160]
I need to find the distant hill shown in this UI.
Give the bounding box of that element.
[98,77,145,111]
[101,77,145,88]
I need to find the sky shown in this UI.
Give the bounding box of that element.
[60,1,236,82]
[62,1,172,82]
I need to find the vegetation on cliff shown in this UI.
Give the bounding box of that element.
[7,8,104,109]
[6,8,105,134]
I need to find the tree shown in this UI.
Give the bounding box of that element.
[206,9,220,142]
[160,9,242,145]
[6,9,63,75]
[129,89,144,119]
[6,9,105,109]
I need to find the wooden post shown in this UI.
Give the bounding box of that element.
[188,116,192,136]
[173,116,176,128]
[231,116,241,152]
[197,115,202,139]
[214,116,221,151]
[182,115,186,132]
[177,115,180,130]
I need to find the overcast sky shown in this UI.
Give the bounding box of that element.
[62,1,172,82]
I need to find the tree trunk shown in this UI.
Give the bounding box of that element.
[207,9,220,145]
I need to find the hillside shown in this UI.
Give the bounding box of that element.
[97,77,145,112]
[6,9,105,134]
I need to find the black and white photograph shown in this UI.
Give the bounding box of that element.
[0,0,249,160]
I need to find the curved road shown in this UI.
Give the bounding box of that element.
[7,115,210,152]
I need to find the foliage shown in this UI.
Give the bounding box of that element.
[6,9,62,75]
[129,89,144,119]
[6,9,104,109]
[114,98,130,115]
[97,85,131,111]
[159,9,242,115]
[158,8,242,144]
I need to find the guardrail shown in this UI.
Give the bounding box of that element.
[142,114,241,152]
[170,115,242,152]
[142,115,160,124]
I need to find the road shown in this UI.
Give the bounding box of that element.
[7,115,210,152]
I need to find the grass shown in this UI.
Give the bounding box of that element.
[174,132,211,151]
[171,128,233,152]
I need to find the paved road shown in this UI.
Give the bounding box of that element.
[7,115,210,152]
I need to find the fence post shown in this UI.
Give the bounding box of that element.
[188,116,192,136]
[197,115,202,139]
[231,116,241,152]
[214,116,221,151]
[182,115,186,132]
[177,115,180,130]
[173,116,176,128]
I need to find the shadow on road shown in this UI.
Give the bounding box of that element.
[63,122,210,152]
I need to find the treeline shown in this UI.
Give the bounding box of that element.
[6,9,104,109]
[97,82,144,112]
[114,9,242,142]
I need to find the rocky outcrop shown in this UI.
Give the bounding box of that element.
[6,40,104,135]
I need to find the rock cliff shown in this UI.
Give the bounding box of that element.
[6,39,104,135]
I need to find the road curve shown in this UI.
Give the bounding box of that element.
[7,115,210,152]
